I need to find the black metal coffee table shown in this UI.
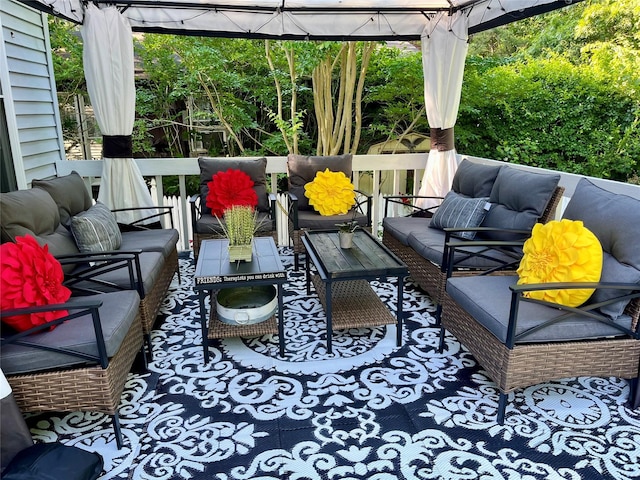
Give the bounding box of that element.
[302,229,408,354]
[194,237,287,363]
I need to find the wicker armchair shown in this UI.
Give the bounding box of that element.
[382,160,564,321]
[1,291,145,449]
[190,157,277,259]
[285,153,372,270]
[440,178,640,423]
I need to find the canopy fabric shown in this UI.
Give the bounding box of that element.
[81,4,156,224]
[416,11,468,207]
[24,0,583,40]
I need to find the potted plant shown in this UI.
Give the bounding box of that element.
[336,218,358,249]
[206,168,260,262]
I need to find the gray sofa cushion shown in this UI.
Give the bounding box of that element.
[430,191,490,240]
[120,229,179,258]
[287,154,352,211]
[482,167,560,240]
[451,159,502,198]
[447,275,633,344]
[294,209,368,230]
[407,227,518,269]
[0,189,80,264]
[562,178,640,319]
[32,171,93,227]
[70,202,122,253]
[194,211,273,237]
[198,157,269,214]
[0,290,140,375]
[382,216,432,245]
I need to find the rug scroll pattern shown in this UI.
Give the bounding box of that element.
[27,250,640,479]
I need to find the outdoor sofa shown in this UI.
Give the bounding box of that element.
[0,171,180,354]
[382,159,564,320]
[440,177,640,421]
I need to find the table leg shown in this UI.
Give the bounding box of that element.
[396,276,404,347]
[305,251,311,296]
[199,290,209,363]
[326,281,333,354]
[277,284,285,357]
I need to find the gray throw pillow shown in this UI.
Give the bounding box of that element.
[482,167,560,241]
[429,191,490,240]
[287,154,352,211]
[70,202,122,253]
[198,157,269,213]
[451,159,502,198]
[32,171,93,227]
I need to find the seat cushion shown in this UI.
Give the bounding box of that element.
[0,290,140,374]
[562,178,640,319]
[120,229,179,258]
[482,167,560,240]
[70,251,164,297]
[32,171,93,227]
[195,212,273,236]
[407,228,518,269]
[70,202,122,253]
[294,208,368,231]
[287,154,352,211]
[451,159,502,198]
[430,191,490,240]
[446,275,633,344]
[382,216,432,246]
[198,157,269,213]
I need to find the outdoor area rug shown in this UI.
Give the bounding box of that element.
[26,249,640,480]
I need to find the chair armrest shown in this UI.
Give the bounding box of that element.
[112,205,175,230]
[57,251,143,298]
[189,194,202,234]
[383,195,443,218]
[0,299,110,368]
[286,192,300,229]
[354,190,373,226]
[443,237,526,277]
[502,282,640,347]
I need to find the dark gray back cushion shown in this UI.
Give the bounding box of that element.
[32,171,93,227]
[451,159,502,198]
[287,154,352,211]
[198,157,269,214]
[562,178,640,319]
[0,189,80,268]
[482,167,560,240]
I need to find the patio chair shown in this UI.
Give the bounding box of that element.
[382,159,564,321]
[286,153,372,270]
[190,157,277,259]
[440,178,640,423]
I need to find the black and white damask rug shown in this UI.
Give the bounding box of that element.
[26,250,640,479]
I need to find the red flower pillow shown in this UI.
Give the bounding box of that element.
[206,169,258,217]
[1,235,71,332]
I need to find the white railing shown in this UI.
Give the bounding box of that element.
[57,153,640,252]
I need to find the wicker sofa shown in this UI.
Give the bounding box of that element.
[382,159,564,320]
[0,172,180,354]
[440,177,640,422]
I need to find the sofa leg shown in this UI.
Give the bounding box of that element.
[497,392,507,424]
[145,333,154,362]
[437,327,446,353]
[434,304,442,326]
[294,252,300,271]
[629,377,639,410]
[112,414,124,449]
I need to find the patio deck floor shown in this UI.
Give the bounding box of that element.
[25,248,640,480]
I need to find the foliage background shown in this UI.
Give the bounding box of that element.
[51,0,639,190]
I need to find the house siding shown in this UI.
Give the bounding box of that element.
[1,0,64,187]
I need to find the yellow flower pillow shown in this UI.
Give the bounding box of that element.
[517,219,603,307]
[304,168,356,216]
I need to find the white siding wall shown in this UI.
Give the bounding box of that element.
[1,0,64,186]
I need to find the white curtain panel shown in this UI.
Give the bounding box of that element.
[416,12,468,210]
[82,4,156,225]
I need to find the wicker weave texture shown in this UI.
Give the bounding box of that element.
[139,247,179,334]
[208,294,278,339]
[442,296,640,393]
[312,276,396,330]
[8,314,144,415]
